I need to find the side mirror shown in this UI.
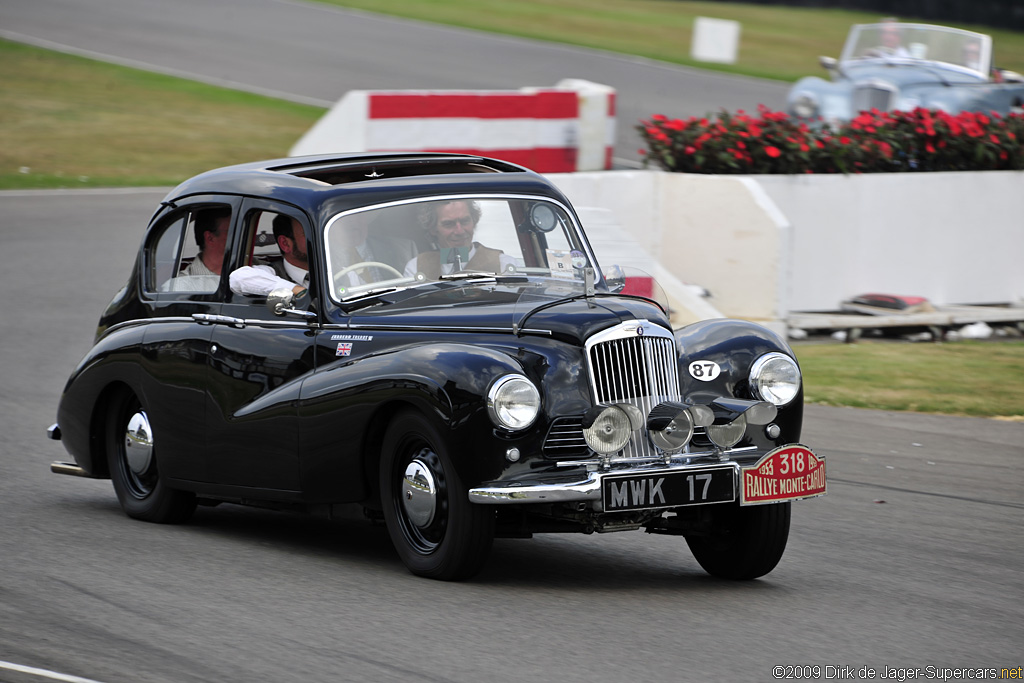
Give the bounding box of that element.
[819,55,838,76]
[266,287,295,317]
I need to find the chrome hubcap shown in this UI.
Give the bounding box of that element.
[124,411,154,476]
[401,459,437,528]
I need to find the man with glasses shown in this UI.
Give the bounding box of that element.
[404,199,515,278]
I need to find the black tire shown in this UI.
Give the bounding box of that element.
[685,502,790,580]
[105,390,196,524]
[380,410,494,580]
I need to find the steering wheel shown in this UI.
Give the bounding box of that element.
[334,261,404,288]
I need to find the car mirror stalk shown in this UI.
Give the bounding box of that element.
[267,287,316,319]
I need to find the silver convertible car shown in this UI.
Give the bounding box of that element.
[787,22,1024,124]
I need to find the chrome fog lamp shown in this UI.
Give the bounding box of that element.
[582,405,634,455]
[749,352,802,406]
[707,412,747,449]
[647,401,696,453]
[487,374,541,430]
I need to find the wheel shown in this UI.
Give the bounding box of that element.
[685,502,790,580]
[380,410,494,580]
[105,390,196,524]
[334,261,403,288]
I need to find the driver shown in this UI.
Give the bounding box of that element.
[229,214,309,296]
[868,18,911,58]
[403,199,515,278]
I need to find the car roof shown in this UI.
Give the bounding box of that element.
[159,152,572,219]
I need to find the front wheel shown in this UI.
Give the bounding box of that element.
[106,390,196,524]
[380,410,494,580]
[685,502,790,580]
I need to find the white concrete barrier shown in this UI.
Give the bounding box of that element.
[691,17,741,65]
[547,169,1024,327]
[290,81,615,173]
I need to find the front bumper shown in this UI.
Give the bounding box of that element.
[468,443,826,510]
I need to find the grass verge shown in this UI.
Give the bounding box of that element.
[795,340,1024,418]
[315,0,1024,82]
[0,39,323,190]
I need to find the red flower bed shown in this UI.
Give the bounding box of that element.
[637,106,1024,174]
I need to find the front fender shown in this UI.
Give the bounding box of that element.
[676,319,803,445]
[297,342,529,501]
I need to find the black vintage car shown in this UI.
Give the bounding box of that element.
[48,153,825,581]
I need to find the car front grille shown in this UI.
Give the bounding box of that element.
[584,320,682,459]
[852,83,896,113]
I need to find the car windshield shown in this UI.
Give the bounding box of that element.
[841,23,990,76]
[324,195,596,302]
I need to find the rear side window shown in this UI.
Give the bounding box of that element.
[144,206,232,293]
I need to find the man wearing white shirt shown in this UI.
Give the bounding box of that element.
[161,208,231,292]
[230,214,309,297]
[403,200,515,279]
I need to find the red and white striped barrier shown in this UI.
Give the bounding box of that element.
[289,80,616,173]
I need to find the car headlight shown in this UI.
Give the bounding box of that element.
[749,352,801,406]
[487,375,540,430]
[791,92,819,118]
[582,405,634,455]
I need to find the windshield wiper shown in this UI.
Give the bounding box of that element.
[438,271,497,281]
[338,286,403,308]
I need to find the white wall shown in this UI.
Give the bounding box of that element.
[547,169,1024,324]
[753,171,1024,310]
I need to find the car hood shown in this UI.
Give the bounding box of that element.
[342,278,671,346]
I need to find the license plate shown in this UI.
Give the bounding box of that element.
[602,466,735,512]
[740,444,826,506]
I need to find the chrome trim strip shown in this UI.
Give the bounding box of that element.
[469,461,740,509]
[344,323,552,336]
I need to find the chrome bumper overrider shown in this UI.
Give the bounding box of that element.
[469,458,745,508]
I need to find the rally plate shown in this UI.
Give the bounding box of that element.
[740,444,826,506]
[602,465,735,512]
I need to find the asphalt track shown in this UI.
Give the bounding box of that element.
[0,0,789,165]
[0,3,1022,681]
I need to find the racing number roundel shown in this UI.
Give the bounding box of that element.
[688,360,721,381]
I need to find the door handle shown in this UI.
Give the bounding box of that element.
[192,313,246,328]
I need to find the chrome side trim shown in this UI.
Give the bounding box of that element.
[50,462,89,477]
[344,323,552,336]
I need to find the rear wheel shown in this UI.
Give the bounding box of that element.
[686,502,790,580]
[106,390,196,524]
[380,410,494,580]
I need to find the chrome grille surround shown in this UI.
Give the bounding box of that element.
[852,80,898,114]
[543,417,589,458]
[584,320,682,459]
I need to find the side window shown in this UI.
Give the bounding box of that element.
[145,215,188,292]
[145,206,232,293]
[244,211,285,268]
